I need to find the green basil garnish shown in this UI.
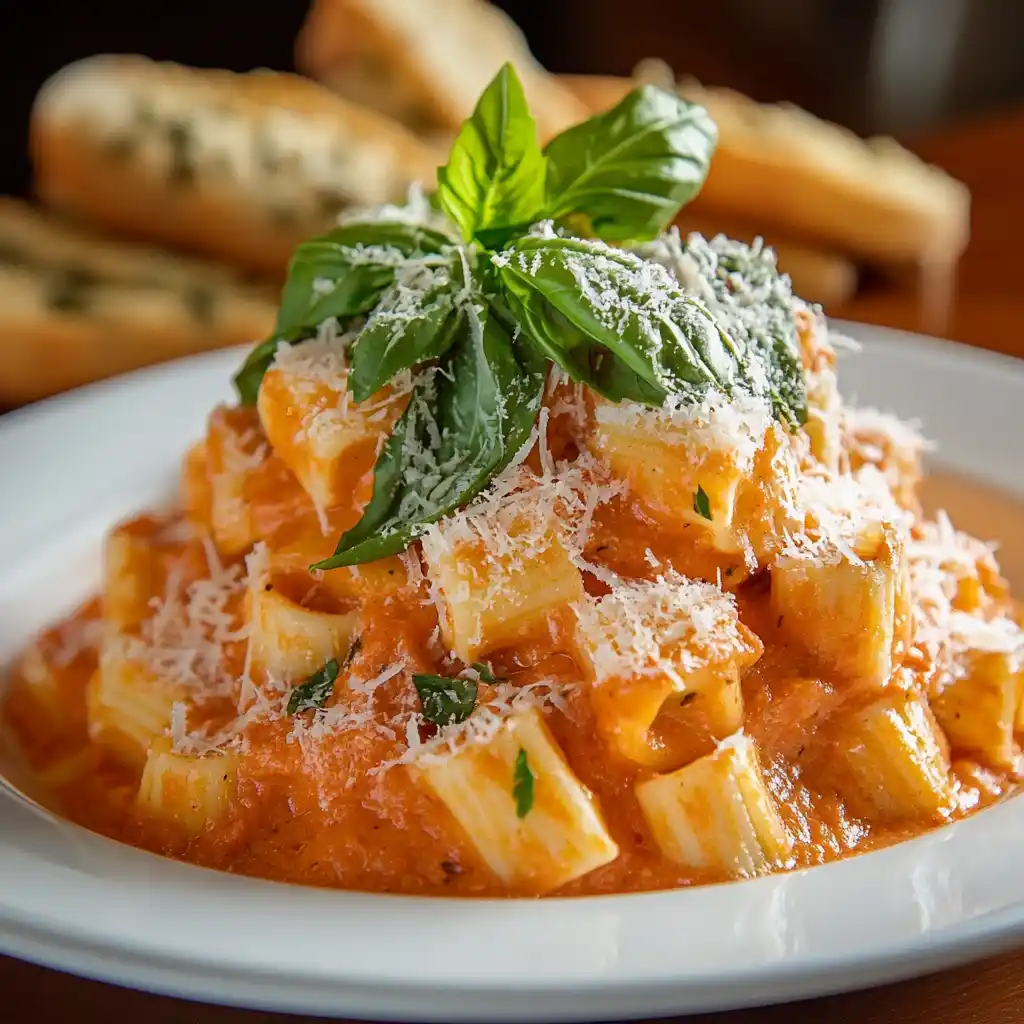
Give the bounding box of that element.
[413,673,479,727]
[348,262,462,402]
[438,62,545,245]
[287,658,340,715]
[312,298,545,569]
[230,62,808,567]
[693,484,712,521]
[513,748,534,819]
[543,84,718,243]
[495,235,745,406]
[471,661,499,684]
[669,234,808,426]
[233,221,455,405]
[233,337,282,407]
[275,223,454,338]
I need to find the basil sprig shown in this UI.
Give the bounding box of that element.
[348,257,462,402]
[233,62,808,568]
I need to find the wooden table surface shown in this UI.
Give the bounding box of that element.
[3,108,1024,1024]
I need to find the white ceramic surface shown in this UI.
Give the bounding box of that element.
[0,322,1022,1022]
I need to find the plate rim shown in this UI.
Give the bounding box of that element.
[2,319,1024,1021]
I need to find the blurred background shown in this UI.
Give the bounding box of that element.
[1,0,1022,407]
[6,0,1024,196]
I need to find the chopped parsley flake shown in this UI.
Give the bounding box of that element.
[693,484,712,521]
[413,673,478,726]
[287,658,340,715]
[513,748,535,818]
[471,661,499,683]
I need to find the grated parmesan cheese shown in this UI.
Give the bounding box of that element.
[574,573,748,687]
[906,512,1024,685]
[593,388,772,466]
[374,681,574,773]
[270,333,355,400]
[842,406,933,502]
[116,537,247,702]
[419,448,623,615]
[777,464,911,567]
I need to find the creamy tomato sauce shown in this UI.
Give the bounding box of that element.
[2,466,1021,897]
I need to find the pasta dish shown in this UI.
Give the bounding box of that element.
[3,67,1020,898]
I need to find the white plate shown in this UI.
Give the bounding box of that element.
[1,321,1022,1022]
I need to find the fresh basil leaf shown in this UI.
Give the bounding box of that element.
[693,484,712,521]
[544,85,717,242]
[233,221,454,405]
[762,329,807,427]
[234,337,282,406]
[287,658,340,715]
[276,221,454,339]
[471,661,499,683]
[501,278,665,405]
[512,748,534,818]
[495,236,744,405]
[348,263,463,402]
[668,233,808,426]
[473,221,538,251]
[437,63,545,243]
[589,348,670,405]
[413,673,479,726]
[312,299,545,569]
[283,260,393,334]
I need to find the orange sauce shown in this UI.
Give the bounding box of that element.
[2,468,1022,896]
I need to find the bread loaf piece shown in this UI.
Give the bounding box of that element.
[0,200,277,404]
[31,55,440,278]
[0,197,262,291]
[296,0,589,143]
[557,74,632,118]
[561,71,971,271]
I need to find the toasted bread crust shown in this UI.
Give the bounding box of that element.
[0,269,274,404]
[0,199,277,404]
[0,197,266,290]
[297,0,589,142]
[31,55,439,278]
